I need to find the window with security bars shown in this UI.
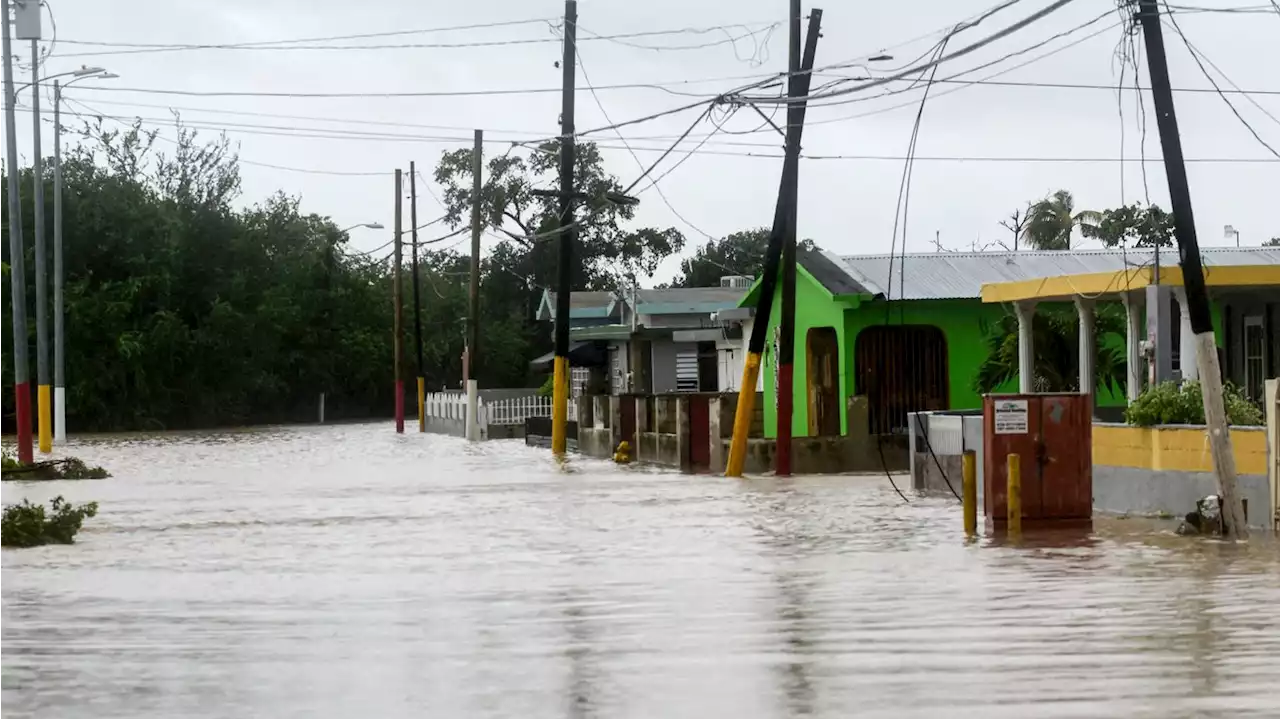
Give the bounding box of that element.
[855,325,950,435]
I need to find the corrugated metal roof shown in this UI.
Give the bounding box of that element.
[829,247,1280,301]
[635,286,745,314]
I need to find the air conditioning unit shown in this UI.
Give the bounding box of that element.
[720,275,753,289]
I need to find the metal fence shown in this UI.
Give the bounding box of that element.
[423,393,576,428]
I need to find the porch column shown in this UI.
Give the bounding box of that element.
[1122,291,1144,402]
[1015,301,1036,393]
[1075,297,1095,398]
[1173,287,1198,382]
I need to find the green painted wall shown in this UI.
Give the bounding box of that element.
[759,267,855,438]
[759,276,1131,437]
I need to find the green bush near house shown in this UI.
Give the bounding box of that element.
[537,375,555,398]
[1124,381,1263,427]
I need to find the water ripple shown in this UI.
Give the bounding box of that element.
[4,422,1280,719]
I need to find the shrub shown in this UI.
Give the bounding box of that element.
[537,374,554,398]
[1124,380,1263,427]
[1,451,110,480]
[1,496,100,548]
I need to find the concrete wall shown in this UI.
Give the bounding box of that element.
[1092,422,1273,527]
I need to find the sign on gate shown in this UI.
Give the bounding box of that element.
[993,399,1029,435]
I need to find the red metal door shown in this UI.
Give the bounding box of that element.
[689,395,710,471]
[1037,395,1093,519]
[984,393,1092,526]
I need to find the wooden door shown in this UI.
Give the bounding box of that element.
[806,328,842,436]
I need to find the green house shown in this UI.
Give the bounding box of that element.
[745,246,1280,439]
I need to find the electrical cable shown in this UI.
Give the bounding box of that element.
[573,42,719,245]
[54,23,781,58]
[1161,7,1280,158]
[1158,16,1280,128]
[733,0,1082,106]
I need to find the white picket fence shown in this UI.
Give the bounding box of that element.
[422,392,576,429]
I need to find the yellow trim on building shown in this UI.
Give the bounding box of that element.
[1094,424,1269,476]
[981,264,1280,304]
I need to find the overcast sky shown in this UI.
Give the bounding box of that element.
[9,0,1279,283]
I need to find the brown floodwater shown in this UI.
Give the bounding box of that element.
[3,423,1279,718]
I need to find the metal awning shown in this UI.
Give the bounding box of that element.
[528,341,609,371]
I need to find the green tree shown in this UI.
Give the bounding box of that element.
[672,228,816,288]
[2,116,539,432]
[973,306,1127,395]
[1023,190,1102,251]
[1090,204,1175,248]
[1265,236,1279,247]
[433,140,685,292]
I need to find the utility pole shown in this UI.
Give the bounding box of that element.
[466,129,483,441]
[2,0,33,463]
[726,6,822,477]
[551,0,578,457]
[53,79,65,443]
[393,169,405,434]
[409,161,425,433]
[776,0,804,477]
[29,36,49,454]
[1135,0,1247,538]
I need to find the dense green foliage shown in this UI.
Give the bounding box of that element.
[671,227,815,288]
[3,120,687,432]
[1,450,110,480]
[1,496,99,548]
[973,306,1127,394]
[1124,381,1263,427]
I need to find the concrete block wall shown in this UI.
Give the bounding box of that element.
[1092,423,1273,527]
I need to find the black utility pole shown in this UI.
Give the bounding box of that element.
[409,161,425,432]
[1135,0,1247,538]
[776,0,815,476]
[551,0,579,455]
[725,7,823,477]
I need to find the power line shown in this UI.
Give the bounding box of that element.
[735,0,1083,105]
[54,22,780,58]
[1161,8,1280,158]
[60,96,1280,165]
[59,97,388,176]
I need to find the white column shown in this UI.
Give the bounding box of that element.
[1015,301,1036,393]
[54,388,66,440]
[1122,292,1144,402]
[1076,298,1095,397]
[1173,287,1198,382]
[465,379,479,440]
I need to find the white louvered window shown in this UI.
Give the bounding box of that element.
[675,349,699,392]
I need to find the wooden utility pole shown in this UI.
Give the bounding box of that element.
[409,162,426,432]
[550,0,578,456]
[393,168,405,434]
[1135,0,1246,538]
[726,6,823,477]
[466,130,484,441]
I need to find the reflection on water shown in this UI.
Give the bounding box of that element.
[4,423,1280,718]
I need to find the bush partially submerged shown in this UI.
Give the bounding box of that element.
[1,451,110,480]
[2,496,100,548]
[1124,381,1263,427]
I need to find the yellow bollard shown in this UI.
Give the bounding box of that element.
[1007,453,1022,535]
[962,450,977,537]
[37,385,52,453]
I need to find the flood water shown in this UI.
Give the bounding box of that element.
[4,423,1280,718]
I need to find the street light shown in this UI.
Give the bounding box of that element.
[341,222,385,232]
[1224,225,1240,247]
[51,68,117,444]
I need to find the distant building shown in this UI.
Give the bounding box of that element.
[531,277,756,395]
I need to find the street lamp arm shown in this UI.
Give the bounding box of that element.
[14,66,108,95]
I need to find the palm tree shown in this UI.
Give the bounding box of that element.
[973,306,1127,395]
[1022,190,1102,250]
